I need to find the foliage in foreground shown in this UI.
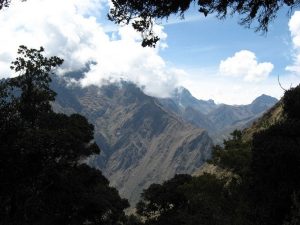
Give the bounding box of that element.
[108,0,300,47]
[136,84,300,225]
[0,46,129,225]
[136,132,252,225]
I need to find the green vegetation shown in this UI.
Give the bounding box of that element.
[251,84,300,225]
[1,45,300,225]
[135,84,300,225]
[108,0,300,46]
[134,132,252,225]
[2,1,299,47]
[0,46,129,225]
[136,173,244,225]
[242,101,284,142]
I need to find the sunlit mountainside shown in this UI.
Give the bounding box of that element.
[52,75,277,205]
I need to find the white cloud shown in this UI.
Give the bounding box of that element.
[286,11,300,74]
[219,50,274,82]
[179,68,299,105]
[0,0,179,98]
[1,0,298,104]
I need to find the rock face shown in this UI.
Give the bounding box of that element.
[159,88,278,143]
[51,77,277,205]
[52,79,213,205]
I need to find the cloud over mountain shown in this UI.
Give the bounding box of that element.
[0,0,181,98]
[1,1,299,104]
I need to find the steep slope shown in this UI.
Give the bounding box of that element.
[51,77,277,204]
[207,94,278,141]
[242,101,283,142]
[158,88,217,133]
[248,94,279,114]
[52,79,213,205]
[170,87,217,114]
[194,100,284,177]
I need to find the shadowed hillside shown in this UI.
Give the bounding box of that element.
[52,78,213,205]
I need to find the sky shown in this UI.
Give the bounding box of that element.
[0,0,300,104]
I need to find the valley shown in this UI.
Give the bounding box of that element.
[52,76,277,205]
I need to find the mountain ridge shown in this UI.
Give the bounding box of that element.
[52,79,213,205]
[51,76,277,205]
[159,87,278,143]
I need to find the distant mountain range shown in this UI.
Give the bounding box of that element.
[160,87,278,143]
[51,76,277,205]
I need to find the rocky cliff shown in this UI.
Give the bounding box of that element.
[52,79,213,205]
[51,76,277,205]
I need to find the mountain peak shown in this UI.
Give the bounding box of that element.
[169,87,217,114]
[207,99,215,105]
[250,94,278,114]
[173,87,192,98]
[252,94,278,105]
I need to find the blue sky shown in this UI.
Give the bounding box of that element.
[152,9,300,103]
[100,4,292,74]
[0,0,300,104]
[100,4,293,73]
[161,11,291,75]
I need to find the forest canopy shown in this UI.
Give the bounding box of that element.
[0,46,129,225]
[135,84,300,225]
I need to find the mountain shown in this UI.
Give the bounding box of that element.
[249,94,279,114]
[52,79,213,205]
[159,88,278,143]
[194,100,284,177]
[51,76,277,205]
[159,88,216,133]
[242,101,283,142]
[169,87,218,114]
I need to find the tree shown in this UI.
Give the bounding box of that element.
[3,0,298,47]
[210,130,251,178]
[249,84,300,225]
[137,174,192,220]
[284,192,300,225]
[0,0,25,10]
[208,130,253,224]
[108,0,300,47]
[8,45,64,124]
[136,173,249,225]
[0,46,129,225]
[136,85,300,225]
[0,0,9,10]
